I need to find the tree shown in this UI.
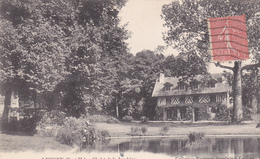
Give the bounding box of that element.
[0,0,72,126]
[162,0,260,123]
[60,0,129,116]
[0,0,129,122]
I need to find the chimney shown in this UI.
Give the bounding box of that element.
[159,72,165,83]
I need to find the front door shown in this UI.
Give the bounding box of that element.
[194,108,200,121]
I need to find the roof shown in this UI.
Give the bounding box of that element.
[152,73,230,97]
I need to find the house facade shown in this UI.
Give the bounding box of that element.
[152,73,231,121]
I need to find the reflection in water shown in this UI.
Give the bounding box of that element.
[82,137,260,158]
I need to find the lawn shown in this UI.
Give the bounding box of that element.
[0,133,72,152]
[0,121,260,153]
[94,121,260,137]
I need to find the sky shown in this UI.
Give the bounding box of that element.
[119,0,176,55]
[119,0,227,73]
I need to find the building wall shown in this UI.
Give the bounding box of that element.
[156,92,229,121]
[157,92,228,108]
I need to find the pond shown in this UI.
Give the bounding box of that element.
[82,136,260,158]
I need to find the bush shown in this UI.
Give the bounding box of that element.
[160,125,170,135]
[122,115,134,122]
[214,105,233,122]
[86,115,119,123]
[55,117,110,147]
[56,117,88,146]
[155,107,164,120]
[184,106,193,121]
[141,125,148,134]
[243,107,252,121]
[129,125,148,136]
[140,116,149,124]
[198,107,212,120]
[36,110,66,137]
[188,132,205,143]
[2,116,40,135]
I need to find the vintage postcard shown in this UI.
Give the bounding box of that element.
[0,0,259,159]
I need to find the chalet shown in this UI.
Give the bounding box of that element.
[152,73,231,121]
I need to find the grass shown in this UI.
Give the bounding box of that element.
[94,121,260,137]
[1,121,260,152]
[0,133,72,152]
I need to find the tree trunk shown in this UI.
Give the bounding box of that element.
[2,87,12,128]
[252,93,258,115]
[232,61,243,123]
[115,97,119,118]
[252,69,259,116]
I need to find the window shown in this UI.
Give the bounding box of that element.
[208,82,215,88]
[193,82,199,89]
[179,82,185,90]
[164,82,173,91]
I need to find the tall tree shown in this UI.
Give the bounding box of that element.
[0,0,129,121]
[57,0,129,116]
[0,0,72,126]
[162,0,260,123]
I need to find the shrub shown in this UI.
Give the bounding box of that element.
[184,106,193,121]
[55,117,84,146]
[130,126,139,135]
[160,125,170,135]
[188,132,205,143]
[122,115,134,122]
[141,125,148,134]
[2,116,40,135]
[243,107,252,121]
[17,116,40,134]
[86,115,119,123]
[36,110,66,137]
[214,105,233,122]
[55,117,110,147]
[155,107,164,120]
[198,107,212,120]
[140,116,149,124]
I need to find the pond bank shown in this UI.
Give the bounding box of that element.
[94,121,260,137]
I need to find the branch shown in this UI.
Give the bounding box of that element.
[213,62,234,70]
[241,62,260,71]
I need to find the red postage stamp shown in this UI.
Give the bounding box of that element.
[208,15,249,62]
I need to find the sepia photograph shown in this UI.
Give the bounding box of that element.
[0,0,259,158]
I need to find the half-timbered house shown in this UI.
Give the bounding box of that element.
[152,73,231,121]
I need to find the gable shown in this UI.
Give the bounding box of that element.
[152,73,230,97]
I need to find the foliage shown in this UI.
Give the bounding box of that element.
[243,106,252,121]
[198,107,212,121]
[161,0,260,123]
[129,125,148,136]
[242,69,259,114]
[116,50,165,119]
[86,114,119,123]
[130,126,139,136]
[188,132,205,143]
[141,125,148,134]
[55,117,87,146]
[162,0,260,60]
[184,106,193,121]
[160,125,170,135]
[36,110,66,137]
[155,107,164,120]
[2,116,40,135]
[0,0,129,121]
[213,105,233,122]
[122,115,134,122]
[140,116,149,124]
[55,116,110,147]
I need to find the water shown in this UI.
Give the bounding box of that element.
[83,137,260,158]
